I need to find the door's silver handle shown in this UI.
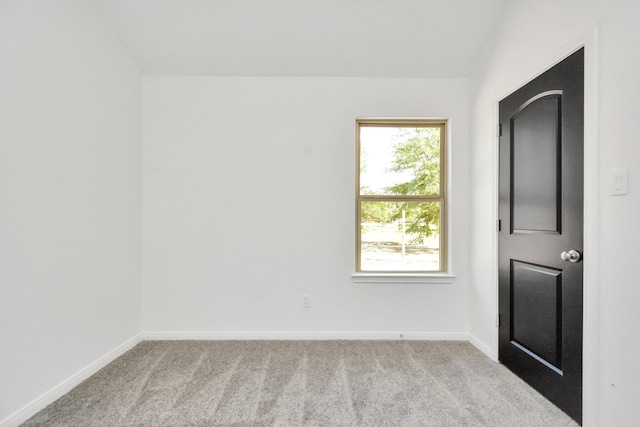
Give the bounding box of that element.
[561,250,582,263]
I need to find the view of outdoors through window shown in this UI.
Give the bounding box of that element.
[358,123,444,272]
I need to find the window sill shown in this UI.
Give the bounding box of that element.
[351,273,456,284]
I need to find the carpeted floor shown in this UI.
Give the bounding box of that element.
[23,340,578,426]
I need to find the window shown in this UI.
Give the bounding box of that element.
[356,119,447,273]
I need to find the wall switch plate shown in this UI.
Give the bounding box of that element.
[611,168,629,196]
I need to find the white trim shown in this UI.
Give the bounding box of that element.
[351,273,456,284]
[142,331,469,341]
[492,90,501,362]
[0,334,143,427]
[468,334,495,360]
[582,27,600,427]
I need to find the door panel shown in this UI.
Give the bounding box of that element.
[499,48,584,424]
[511,261,562,371]
[511,92,562,234]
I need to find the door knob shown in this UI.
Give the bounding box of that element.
[561,250,582,263]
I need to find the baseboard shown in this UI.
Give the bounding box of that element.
[141,331,470,341]
[468,334,495,361]
[0,333,143,427]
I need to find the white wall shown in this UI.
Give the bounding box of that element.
[594,0,640,422]
[468,0,640,424]
[0,0,141,424]
[9,0,638,424]
[142,77,470,336]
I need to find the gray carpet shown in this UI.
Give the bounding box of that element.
[23,340,578,426]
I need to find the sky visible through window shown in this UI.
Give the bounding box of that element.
[360,127,415,195]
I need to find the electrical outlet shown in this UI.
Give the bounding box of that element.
[302,294,311,309]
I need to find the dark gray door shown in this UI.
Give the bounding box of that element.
[498,48,584,424]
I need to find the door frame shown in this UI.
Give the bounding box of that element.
[492,29,599,425]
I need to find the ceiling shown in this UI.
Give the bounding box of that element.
[96,0,509,78]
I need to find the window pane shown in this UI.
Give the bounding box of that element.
[360,201,440,271]
[359,126,441,196]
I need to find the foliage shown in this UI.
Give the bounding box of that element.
[360,127,441,244]
[360,200,395,224]
[385,127,440,197]
[386,128,441,243]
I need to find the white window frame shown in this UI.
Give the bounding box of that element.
[352,118,455,284]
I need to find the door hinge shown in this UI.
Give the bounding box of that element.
[496,314,501,327]
[497,219,502,232]
[497,123,502,137]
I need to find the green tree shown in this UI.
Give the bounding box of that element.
[360,145,399,227]
[360,200,400,225]
[385,128,441,243]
